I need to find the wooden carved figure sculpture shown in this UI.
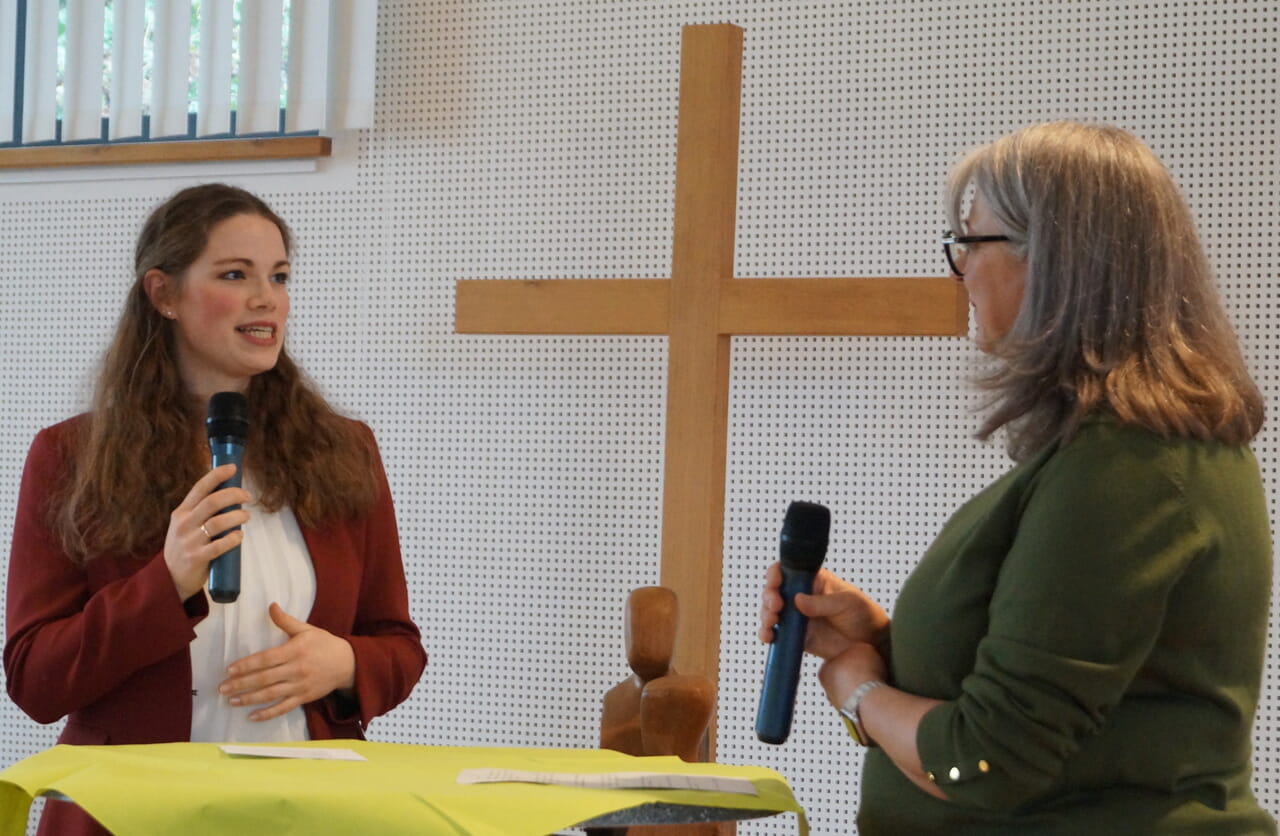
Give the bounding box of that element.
[598,587,718,835]
[602,586,715,760]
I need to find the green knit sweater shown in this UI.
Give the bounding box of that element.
[858,417,1275,835]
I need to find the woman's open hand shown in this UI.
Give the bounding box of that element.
[219,603,356,722]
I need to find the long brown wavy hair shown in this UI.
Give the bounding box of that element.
[55,184,378,563]
[945,122,1264,460]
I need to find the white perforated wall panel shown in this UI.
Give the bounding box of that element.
[1,2,1276,834]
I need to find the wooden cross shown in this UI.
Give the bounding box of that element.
[455,23,965,748]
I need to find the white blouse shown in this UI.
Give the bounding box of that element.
[189,489,317,744]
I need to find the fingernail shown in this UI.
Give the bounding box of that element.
[229,697,241,706]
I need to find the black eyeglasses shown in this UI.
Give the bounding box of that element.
[942,231,1011,278]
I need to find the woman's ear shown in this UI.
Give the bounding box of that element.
[143,269,176,319]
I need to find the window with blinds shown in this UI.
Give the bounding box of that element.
[0,0,376,148]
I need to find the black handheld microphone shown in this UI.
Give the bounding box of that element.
[755,500,830,745]
[205,392,249,604]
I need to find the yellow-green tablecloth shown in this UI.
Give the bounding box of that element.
[0,740,806,835]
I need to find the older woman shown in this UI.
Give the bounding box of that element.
[760,122,1273,834]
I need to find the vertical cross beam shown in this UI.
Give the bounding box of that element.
[661,23,742,689]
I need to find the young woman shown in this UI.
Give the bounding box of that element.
[5,184,427,835]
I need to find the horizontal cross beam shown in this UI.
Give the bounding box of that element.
[456,277,967,336]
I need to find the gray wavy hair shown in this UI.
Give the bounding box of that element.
[945,121,1262,459]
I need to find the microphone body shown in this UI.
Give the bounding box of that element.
[206,393,250,604]
[756,501,830,745]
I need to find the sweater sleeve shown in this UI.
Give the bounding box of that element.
[4,424,207,725]
[914,431,1204,810]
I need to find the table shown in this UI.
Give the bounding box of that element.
[0,740,807,835]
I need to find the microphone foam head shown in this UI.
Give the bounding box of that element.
[206,391,250,440]
[779,501,830,571]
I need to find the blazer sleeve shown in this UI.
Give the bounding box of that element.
[311,425,426,730]
[4,423,208,725]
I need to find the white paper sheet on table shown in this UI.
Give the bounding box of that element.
[218,745,367,761]
[456,768,759,796]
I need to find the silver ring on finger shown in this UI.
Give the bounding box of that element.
[199,523,212,540]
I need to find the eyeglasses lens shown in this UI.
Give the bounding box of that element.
[944,240,966,277]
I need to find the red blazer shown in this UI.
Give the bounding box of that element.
[5,416,427,835]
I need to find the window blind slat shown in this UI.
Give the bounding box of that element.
[151,1,192,138]
[285,0,331,133]
[329,0,378,130]
[20,0,58,143]
[0,0,17,144]
[197,0,234,136]
[239,0,284,135]
[108,0,146,140]
[63,0,106,141]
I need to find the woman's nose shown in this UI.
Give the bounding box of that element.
[248,279,279,309]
